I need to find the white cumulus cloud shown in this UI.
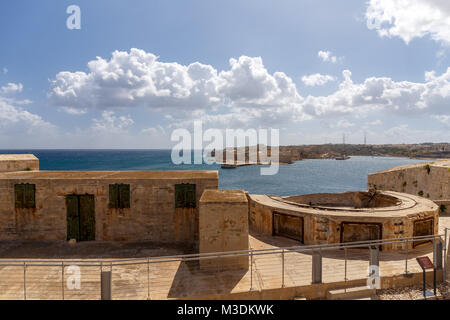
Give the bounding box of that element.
[366,0,450,45]
[318,50,338,63]
[433,114,450,126]
[1,82,23,94]
[302,68,450,119]
[49,48,222,111]
[48,49,450,129]
[92,111,134,134]
[48,49,306,126]
[302,73,336,86]
[0,86,55,148]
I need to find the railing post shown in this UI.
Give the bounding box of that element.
[312,250,322,284]
[370,245,380,269]
[444,228,448,281]
[250,251,253,291]
[404,239,409,275]
[344,247,348,290]
[61,262,64,300]
[281,249,285,288]
[101,262,112,300]
[433,238,443,270]
[147,258,150,300]
[23,262,26,300]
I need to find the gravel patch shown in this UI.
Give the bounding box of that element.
[378,282,450,300]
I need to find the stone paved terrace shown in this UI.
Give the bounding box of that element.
[0,214,448,300]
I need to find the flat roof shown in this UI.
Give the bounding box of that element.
[0,154,38,161]
[200,189,248,203]
[0,170,218,180]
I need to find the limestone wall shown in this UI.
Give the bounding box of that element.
[248,192,439,251]
[0,155,39,172]
[199,190,249,270]
[0,171,218,248]
[368,160,450,213]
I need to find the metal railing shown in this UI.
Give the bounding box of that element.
[444,228,449,282]
[0,234,444,300]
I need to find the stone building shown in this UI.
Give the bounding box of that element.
[0,156,218,249]
[368,160,450,214]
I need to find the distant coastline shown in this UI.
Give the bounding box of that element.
[214,142,450,165]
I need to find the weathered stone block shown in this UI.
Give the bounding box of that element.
[199,190,249,270]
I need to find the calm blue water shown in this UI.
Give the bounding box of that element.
[0,150,429,196]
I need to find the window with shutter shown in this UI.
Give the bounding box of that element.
[109,184,130,208]
[119,184,130,208]
[109,184,119,208]
[175,184,196,208]
[14,184,24,208]
[14,184,35,208]
[66,195,79,241]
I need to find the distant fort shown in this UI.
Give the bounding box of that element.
[215,143,450,166]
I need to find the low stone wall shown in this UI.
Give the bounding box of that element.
[368,160,450,214]
[188,270,443,300]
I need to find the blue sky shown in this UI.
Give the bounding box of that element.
[0,0,449,148]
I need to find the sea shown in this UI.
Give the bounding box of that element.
[0,150,430,196]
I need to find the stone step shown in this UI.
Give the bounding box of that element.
[327,286,376,300]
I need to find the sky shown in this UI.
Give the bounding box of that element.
[0,0,449,149]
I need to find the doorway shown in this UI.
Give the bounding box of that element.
[413,218,434,248]
[66,194,95,241]
[273,212,304,243]
[340,222,382,244]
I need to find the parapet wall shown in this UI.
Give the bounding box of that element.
[368,160,450,213]
[0,155,39,172]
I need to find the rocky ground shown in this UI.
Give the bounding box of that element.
[378,282,450,300]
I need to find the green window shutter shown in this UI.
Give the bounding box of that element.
[14,184,25,208]
[175,184,186,208]
[119,184,130,208]
[186,184,196,208]
[175,184,196,208]
[24,184,35,208]
[109,184,119,208]
[79,195,95,241]
[66,195,80,241]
